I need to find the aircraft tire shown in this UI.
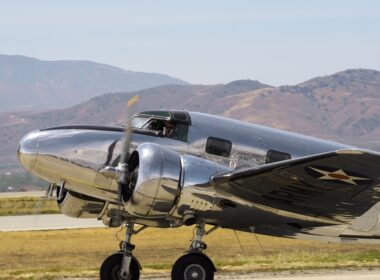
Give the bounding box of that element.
[171,252,215,280]
[100,252,140,280]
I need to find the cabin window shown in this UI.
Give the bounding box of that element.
[265,149,291,164]
[206,137,232,157]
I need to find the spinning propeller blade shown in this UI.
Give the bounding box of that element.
[117,95,139,203]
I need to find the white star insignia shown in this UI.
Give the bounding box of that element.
[309,167,371,185]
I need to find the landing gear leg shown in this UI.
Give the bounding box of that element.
[171,223,217,280]
[100,223,142,280]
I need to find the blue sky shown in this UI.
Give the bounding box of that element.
[1,0,379,85]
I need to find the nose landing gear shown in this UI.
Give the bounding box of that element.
[171,223,217,280]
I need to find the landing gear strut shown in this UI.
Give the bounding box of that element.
[100,223,217,280]
[100,223,143,280]
[171,223,217,280]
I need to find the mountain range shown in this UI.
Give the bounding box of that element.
[0,61,380,174]
[0,54,187,111]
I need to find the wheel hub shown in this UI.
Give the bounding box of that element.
[184,264,206,280]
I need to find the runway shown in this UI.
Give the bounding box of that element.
[0,214,104,231]
[0,191,46,197]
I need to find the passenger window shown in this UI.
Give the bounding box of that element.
[265,149,291,164]
[206,137,232,157]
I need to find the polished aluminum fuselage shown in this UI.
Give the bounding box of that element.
[18,112,351,231]
[187,113,348,167]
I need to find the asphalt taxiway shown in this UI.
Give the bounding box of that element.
[0,191,104,231]
[0,214,104,231]
[0,191,46,197]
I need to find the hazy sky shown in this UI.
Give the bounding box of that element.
[1,0,379,85]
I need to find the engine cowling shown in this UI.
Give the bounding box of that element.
[123,143,181,218]
[57,187,105,218]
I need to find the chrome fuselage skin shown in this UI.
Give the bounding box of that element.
[18,111,350,231]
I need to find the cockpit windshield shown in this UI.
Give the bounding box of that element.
[129,116,150,129]
[123,111,190,142]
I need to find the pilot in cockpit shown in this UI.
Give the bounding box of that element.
[146,120,177,139]
[163,121,176,138]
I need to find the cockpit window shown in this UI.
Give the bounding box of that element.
[125,112,190,142]
[126,116,189,142]
[144,119,189,142]
[174,123,189,142]
[144,119,165,131]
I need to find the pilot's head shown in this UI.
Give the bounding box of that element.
[164,121,175,136]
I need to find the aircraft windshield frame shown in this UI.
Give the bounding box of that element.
[123,114,170,129]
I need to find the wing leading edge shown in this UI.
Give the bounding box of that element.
[212,149,380,224]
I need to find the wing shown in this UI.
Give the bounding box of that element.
[212,149,380,223]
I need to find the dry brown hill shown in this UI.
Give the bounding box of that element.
[0,79,270,171]
[2,69,380,173]
[221,69,380,148]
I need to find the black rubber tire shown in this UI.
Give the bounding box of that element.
[171,253,215,280]
[100,252,140,280]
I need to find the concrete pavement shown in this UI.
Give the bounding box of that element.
[0,214,104,231]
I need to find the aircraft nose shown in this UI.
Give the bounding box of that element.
[17,131,40,171]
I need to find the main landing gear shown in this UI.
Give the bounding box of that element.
[100,223,143,280]
[171,223,216,280]
[100,223,217,280]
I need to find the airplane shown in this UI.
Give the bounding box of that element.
[17,109,380,280]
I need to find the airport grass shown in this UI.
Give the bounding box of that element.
[1,227,380,279]
[0,197,59,216]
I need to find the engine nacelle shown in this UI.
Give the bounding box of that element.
[57,188,105,218]
[124,143,181,218]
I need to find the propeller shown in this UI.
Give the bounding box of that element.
[117,95,140,204]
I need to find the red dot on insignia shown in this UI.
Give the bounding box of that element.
[328,173,350,180]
